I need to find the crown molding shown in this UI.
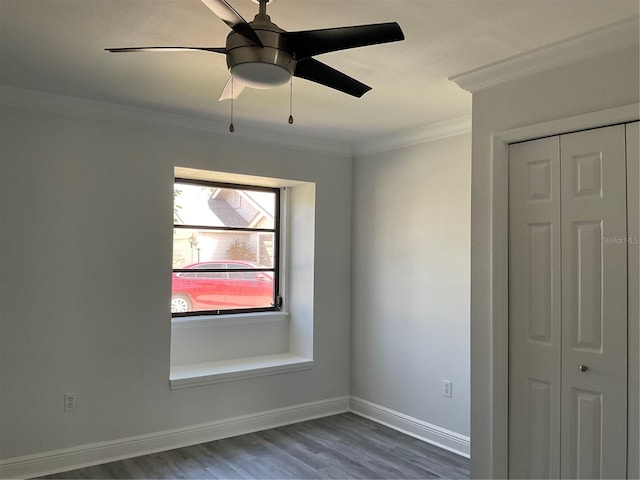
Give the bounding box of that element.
[352,115,471,157]
[0,85,352,158]
[450,15,640,93]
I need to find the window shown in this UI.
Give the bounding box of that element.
[172,179,280,316]
[169,168,316,387]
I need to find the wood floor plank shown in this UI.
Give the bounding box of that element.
[38,412,469,479]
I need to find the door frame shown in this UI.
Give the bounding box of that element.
[485,103,639,477]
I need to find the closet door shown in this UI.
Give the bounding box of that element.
[509,124,629,479]
[559,125,627,479]
[508,136,562,478]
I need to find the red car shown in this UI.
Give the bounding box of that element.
[171,261,274,314]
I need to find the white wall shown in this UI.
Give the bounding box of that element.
[0,100,352,460]
[351,133,471,439]
[469,45,640,478]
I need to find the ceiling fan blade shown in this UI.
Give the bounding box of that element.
[106,47,226,54]
[219,76,246,101]
[200,0,263,46]
[285,22,404,60]
[294,58,371,98]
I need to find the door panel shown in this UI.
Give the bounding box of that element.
[560,125,627,479]
[572,388,603,479]
[508,136,562,478]
[526,379,553,479]
[573,220,603,351]
[528,223,553,343]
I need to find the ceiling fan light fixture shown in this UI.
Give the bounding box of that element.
[230,62,291,89]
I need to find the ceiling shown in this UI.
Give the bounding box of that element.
[1,0,638,145]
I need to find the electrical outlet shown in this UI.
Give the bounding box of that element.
[443,380,453,398]
[64,393,77,412]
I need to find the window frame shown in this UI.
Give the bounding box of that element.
[172,177,281,317]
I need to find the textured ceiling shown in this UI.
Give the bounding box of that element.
[1,0,638,144]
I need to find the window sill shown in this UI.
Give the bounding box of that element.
[169,353,314,389]
[171,311,288,329]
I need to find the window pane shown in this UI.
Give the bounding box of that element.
[173,229,275,268]
[174,183,275,229]
[171,261,275,314]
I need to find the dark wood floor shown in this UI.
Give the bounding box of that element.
[40,413,469,479]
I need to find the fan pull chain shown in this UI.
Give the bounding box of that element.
[288,78,294,125]
[229,78,235,133]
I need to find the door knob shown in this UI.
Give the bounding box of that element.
[579,365,589,372]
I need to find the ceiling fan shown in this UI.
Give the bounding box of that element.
[106,0,405,101]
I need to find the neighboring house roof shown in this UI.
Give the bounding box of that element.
[207,197,248,227]
[174,184,274,228]
[208,188,274,228]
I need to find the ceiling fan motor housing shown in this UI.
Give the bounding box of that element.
[225,16,295,89]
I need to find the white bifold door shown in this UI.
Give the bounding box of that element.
[508,123,633,479]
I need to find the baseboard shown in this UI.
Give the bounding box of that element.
[0,395,469,479]
[0,396,350,479]
[349,396,470,458]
